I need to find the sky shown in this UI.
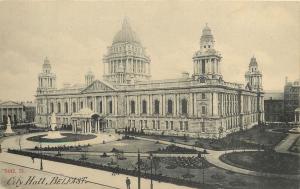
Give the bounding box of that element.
[0,1,299,101]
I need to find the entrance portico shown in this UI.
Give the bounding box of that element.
[71,108,106,134]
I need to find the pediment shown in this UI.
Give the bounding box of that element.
[81,80,115,93]
[0,101,23,107]
[245,82,252,91]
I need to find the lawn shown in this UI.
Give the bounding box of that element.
[87,139,167,153]
[220,151,300,175]
[136,125,288,150]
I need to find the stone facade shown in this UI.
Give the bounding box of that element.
[0,101,35,125]
[264,92,284,122]
[284,78,300,122]
[35,18,264,138]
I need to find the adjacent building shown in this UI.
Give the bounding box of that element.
[284,78,300,122]
[264,92,284,122]
[35,18,264,138]
[0,101,36,125]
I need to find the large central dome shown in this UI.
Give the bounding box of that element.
[112,17,141,45]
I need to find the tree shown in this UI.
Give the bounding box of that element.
[152,157,161,175]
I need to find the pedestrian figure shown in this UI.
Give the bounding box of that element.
[31,156,35,163]
[126,177,131,189]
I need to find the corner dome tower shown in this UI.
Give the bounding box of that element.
[103,17,151,84]
[245,56,263,91]
[192,24,222,81]
[37,57,56,94]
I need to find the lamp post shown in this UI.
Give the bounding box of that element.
[150,152,153,189]
[137,149,141,189]
[39,143,43,171]
[202,154,205,184]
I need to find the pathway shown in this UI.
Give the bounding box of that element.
[133,136,300,180]
[274,133,299,156]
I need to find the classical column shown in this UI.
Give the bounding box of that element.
[149,95,153,115]
[162,95,165,116]
[89,119,92,133]
[189,93,193,116]
[103,96,107,114]
[137,95,140,115]
[85,120,87,133]
[161,95,163,115]
[97,119,100,133]
[81,121,84,134]
[74,120,76,133]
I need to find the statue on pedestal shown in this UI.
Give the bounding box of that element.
[4,116,15,134]
[43,113,65,139]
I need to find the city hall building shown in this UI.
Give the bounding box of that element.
[35,18,264,138]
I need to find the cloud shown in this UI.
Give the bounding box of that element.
[0,1,299,101]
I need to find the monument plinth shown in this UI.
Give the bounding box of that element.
[4,117,15,134]
[43,113,65,139]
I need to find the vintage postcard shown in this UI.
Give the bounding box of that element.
[0,1,299,189]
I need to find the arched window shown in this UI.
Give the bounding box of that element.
[109,101,113,114]
[142,100,147,114]
[130,100,135,114]
[90,101,93,110]
[154,100,160,114]
[57,103,61,113]
[167,99,173,114]
[80,101,83,109]
[64,102,68,113]
[99,101,102,113]
[181,99,187,114]
[72,102,76,113]
[50,103,54,113]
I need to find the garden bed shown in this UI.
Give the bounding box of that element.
[27,133,97,143]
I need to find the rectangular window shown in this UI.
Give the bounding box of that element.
[140,120,143,128]
[80,102,84,109]
[152,120,155,129]
[157,121,160,130]
[170,121,174,130]
[165,121,169,130]
[144,120,147,129]
[185,121,188,131]
[179,121,183,130]
[201,122,205,132]
[202,106,206,114]
[202,60,205,74]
